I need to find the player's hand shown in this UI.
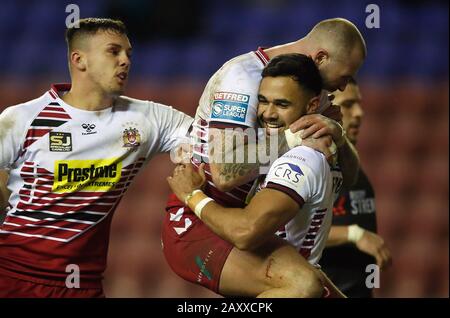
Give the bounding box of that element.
[289,114,345,147]
[355,230,392,270]
[301,135,337,165]
[170,143,192,164]
[167,163,206,203]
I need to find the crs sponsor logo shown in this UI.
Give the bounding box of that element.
[211,91,249,123]
[53,158,122,193]
[272,162,304,184]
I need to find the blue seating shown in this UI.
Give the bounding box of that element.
[0,0,447,81]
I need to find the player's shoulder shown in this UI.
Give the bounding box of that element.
[116,96,179,123]
[0,91,50,120]
[219,51,263,81]
[116,95,149,109]
[277,146,328,173]
[116,95,169,113]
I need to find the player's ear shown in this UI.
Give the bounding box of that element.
[306,96,320,114]
[70,50,87,72]
[313,49,329,66]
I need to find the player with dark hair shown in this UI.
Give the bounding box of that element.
[165,53,345,298]
[0,18,193,297]
[162,18,367,297]
[320,79,392,297]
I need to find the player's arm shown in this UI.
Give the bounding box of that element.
[209,123,338,192]
[149,102,194,154]
[0,170,10,222]
[289,113,360,188]
[0,106,19,221]
[325,225,350,246]
[206,70,334,192]
[335,136,360,189]
[208,126,289,192]
[0,170,10,209]
[326,225,392,270]
[167,164,300,250]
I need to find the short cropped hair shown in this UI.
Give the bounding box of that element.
[308,18,367,59]
[262,53,323,95]
[65,18,128,51]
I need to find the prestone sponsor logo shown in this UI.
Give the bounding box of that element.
[53,158,122,192]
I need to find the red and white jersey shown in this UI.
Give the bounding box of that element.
[0,84,192,287]
[191,48,331,207]
[260,146,343,266]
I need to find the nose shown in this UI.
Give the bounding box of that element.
[119,52,131,68]
[353,103,364,118]
[263,103,278,121]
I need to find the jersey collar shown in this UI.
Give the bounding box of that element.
[49,83,71,100]
[254,47,270,66]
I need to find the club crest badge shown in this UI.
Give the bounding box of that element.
[123,127,141,150]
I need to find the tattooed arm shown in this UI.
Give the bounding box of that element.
[208,126,336,192]
[208,127,289,192]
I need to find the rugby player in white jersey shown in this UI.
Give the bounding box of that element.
[162,18,366,297]
[0,18,193,297]
[166,54,345,297]
[193,18,366,193]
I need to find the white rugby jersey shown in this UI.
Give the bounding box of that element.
[190,48,331,208]
[0,84,192,287]
[260,146,343,265]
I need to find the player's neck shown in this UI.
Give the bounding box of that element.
[61,82,115,111]
[265,38,310,59]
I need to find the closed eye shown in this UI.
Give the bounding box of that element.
[258,95,268,104]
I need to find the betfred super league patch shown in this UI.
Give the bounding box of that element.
[211,92,249,123]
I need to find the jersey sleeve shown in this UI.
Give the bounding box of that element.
[264,150,322,207]
[0,106,27,169]
[205,64,259,129]
[148,102,194,154]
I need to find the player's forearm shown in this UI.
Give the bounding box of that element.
[325,225,350,247]
[186,189,275,250]
[201,202,260,250]
[189,189,296,251]
[337,137,360,189]
[211,161,260,192]
[210,129,290,192]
